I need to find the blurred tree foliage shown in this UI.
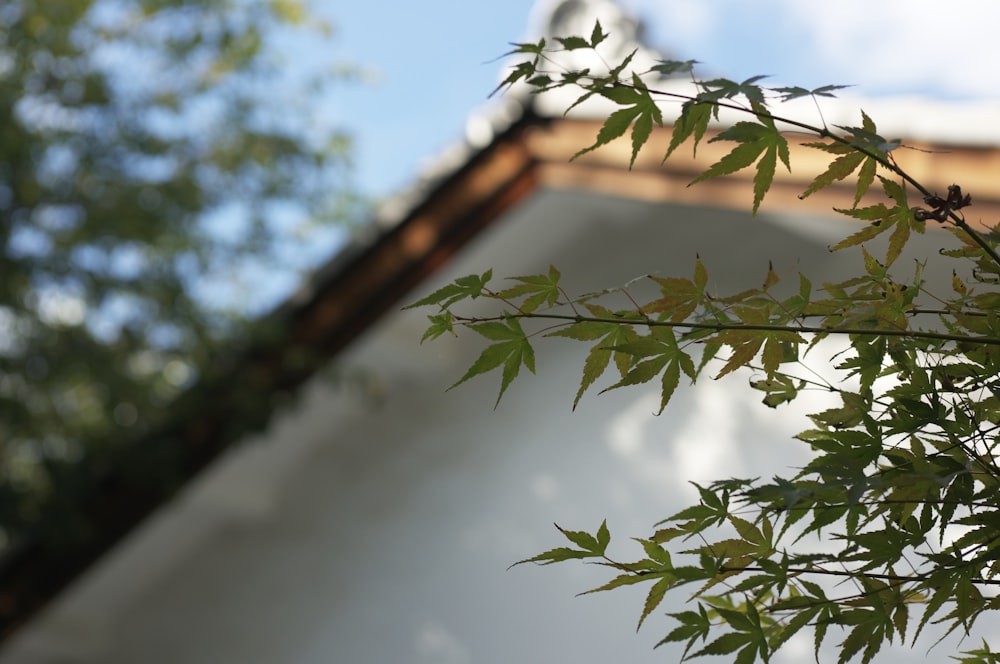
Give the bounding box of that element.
[0,0,353,550]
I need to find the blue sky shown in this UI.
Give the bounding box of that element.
[327,0,536,198]
[326,0,1000,202]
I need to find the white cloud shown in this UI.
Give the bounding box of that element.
[635,0,1000,100]
[782,0,1000,98]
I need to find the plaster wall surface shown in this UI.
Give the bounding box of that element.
[1,189,956,663]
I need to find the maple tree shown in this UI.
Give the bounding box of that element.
[410,22,1000,664]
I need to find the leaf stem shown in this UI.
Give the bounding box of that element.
[452,312,1000,347]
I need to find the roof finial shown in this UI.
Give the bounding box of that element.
[528,0,664,76]
[548,1,642,46]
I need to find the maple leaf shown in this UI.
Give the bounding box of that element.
[649,59,698,76]
[449,315,535,407]
[495,264,562,313]
[698,75,769,110]
[646,256,710,321]
[601,327,696,413]
[832,177,922,266]
[404,270,493,310]
[574,73,663,168]
[547,303,639,409]
[664,100,715,160]
[772,83,851,102]
[690,119,791,215]
[802,111,883,205]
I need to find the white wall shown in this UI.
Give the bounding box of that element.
[1,189,956,663]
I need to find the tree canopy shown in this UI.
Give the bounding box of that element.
[412,23,1000,664]
[1,0,352,557]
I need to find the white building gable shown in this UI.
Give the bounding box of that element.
[2,1,997,662]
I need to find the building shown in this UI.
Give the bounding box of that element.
[3,1,1000,662]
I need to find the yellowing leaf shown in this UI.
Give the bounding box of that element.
[690,120,790,215]
[832,177,915,265]
[801,150,865,199]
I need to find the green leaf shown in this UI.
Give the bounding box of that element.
[698,75,769,109]
[590,20,607,47]
[715,312,802,380]
[599,85,643,105]
[602,327,695,412]
[575,77,663,168]
[511,521,609,568]
[648,257,710,321]
[729,515,765,545]
[510,546,597,567]
[596,519,611,551]
[664,101,714,159]
[581,572,655,595]
[574,105,640,161]
[608,48,638,79]
[495,264,562,313]
[831,177,915,265]
[770,605,820,652]
[693,631,753,657]
[837,612,886,664]
[800,150,865,200]
[555,36,589,51]
[754,142,778,215]
[499,39,546,57]
[773,83,851,102]
[836,110,900,153]
[854,152,878,205]
[547,306,639,408]
[659,606,712,657]
[638,577,673,630]
[751,374,803,408]
[448,315,534,407]
[631,109,654,168]
[420,312,455,342]
[649,59,698,76]
[638,538,672,566]
[490,59,538,98]
[716,606,754,632]
[404,270,493,309]
[556,523,602,552]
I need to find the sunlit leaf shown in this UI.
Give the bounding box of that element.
[690,120,790,214]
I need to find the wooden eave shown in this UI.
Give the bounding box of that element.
[3,107,1000,641]
[533,117,1000,223]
